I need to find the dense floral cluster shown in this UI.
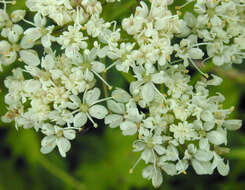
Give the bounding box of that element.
[0,0,244,188]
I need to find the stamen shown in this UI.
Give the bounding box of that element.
[152,149,157,172]
[189,58,208,78]
[129,157,142,174]
[182,170,187,175]
[201,56,212,64]
[152,83,166,100]
[104,60,119,72]
[175,0,194,10]
[170,59,183,64]
[74,7,82,28]
[86,113,98,128]
[71,109,80,114]
[22,18,36,27]
[64,126,81,131]
[82,88,88,104]
[110,20,117,32]
[92,70,112,90]
[91,97,113,106]
[192,42,212,47]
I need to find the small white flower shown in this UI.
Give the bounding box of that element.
[68,88,108,128]
[40,124,76,157]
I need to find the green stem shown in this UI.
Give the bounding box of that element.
[38,156,87,190]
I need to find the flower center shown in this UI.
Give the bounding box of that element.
[80,103,89,112]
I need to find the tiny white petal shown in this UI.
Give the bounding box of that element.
[112,88,131,103]
[223,120,242,131]
[141,149,154,163]
[152,168,163,188]
[57,137,71,157]
[142,83,154,102]
[63,130,76,140]
[74,112,87,128]
[104,114,123,128]
[120,121,138,136]
[217,160,229,176]
[192,159,213,175]
[195,150,213,162]
[89,105,108,119]
[19,50,40,66]
[107,100,125,114]
[92,61,105,73]
[85,88,101,105]
[207,130,226,145]
[161,163,177,176]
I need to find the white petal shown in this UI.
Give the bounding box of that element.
[74,112,87,128]
[57,137,71,157]
[200,110,214,122]
[120,121,138,136]
[217,160,229,176]
[85,87,101,105]
[176,159,188,172]
[154,145,165,155]
[194,150,213,162]
[11,10,26,22]
[41,135,56,147]
[19,50,40,66]
[69,95,81,106]
[207,74,223,86]
[142,83,154,102]
[133,141,146,152]
[223,120,242,131]
[151,72,165,84]
[63,129,76,140]
[41,124,55,136]
[167,145,179,161]
[107,100,125,114]
[192,159,213,175]
[112,88,131,103]
[20,28,42,48]
[141,149,154,163]
[40,135,56,154]
[152,168,163,188]
[213,56,224,66]
[24,80,41,93]
[161,163,177,176]
[92,61,105,73]
[142,165,154,179]
[104,114,123,128]
[199,138,210,151]
[207,130,226,145]
[184,12,197,27]
[40,143,56,154]
[189,48,204,59]
[89,105,108,119]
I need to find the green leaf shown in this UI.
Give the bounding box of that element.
[6,128,41,164]
[75,129,150,190]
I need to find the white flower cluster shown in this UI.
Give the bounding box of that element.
[0,0,243,188]
[178,0,245,66]
[106,67,242,187]
[1,0,121,157]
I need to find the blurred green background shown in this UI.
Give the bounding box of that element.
[0,0,245,190]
